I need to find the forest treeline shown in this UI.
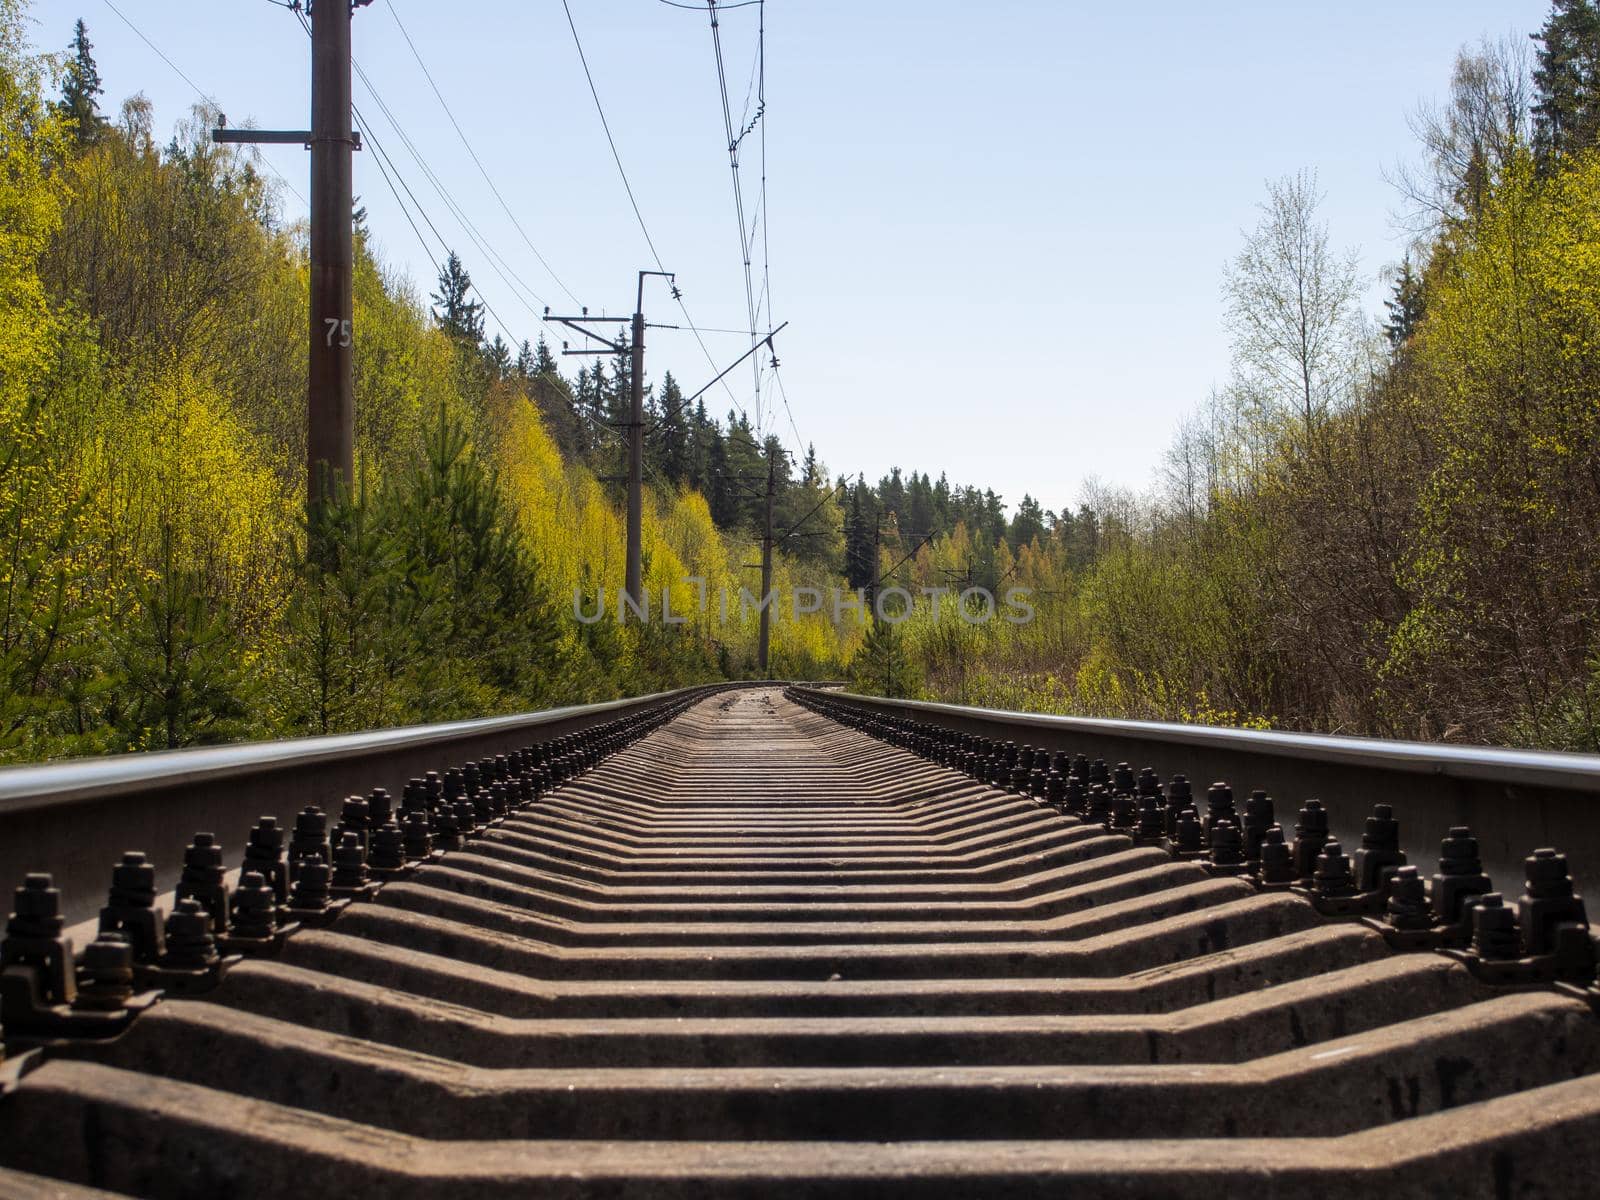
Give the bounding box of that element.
[0,1,862,761]
[4,0,1600,758]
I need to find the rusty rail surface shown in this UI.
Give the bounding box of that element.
[0,684,1597,1196]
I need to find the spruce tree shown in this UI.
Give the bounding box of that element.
[1533,0,1600,162]
[852,616,919,698]
[1384,257,1427,350]
[431,251,484,345]
[487,334,511,379]
[656,371,688,483]
[844,479,878,590]
[59,19,104,144]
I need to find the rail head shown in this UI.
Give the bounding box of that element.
[790,688,1600,795]
[0,684,734,820]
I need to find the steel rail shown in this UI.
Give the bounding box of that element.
[0,683,744,924]
[792,688,1600,897]
[3,684,1598,1196]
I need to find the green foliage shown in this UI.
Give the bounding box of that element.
[851,616,920,699]
[108,526,255,750]
[384,405,560,718]
[277,485,401,734]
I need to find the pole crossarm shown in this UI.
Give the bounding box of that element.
[543,310,630,356]
[212,128,363,150]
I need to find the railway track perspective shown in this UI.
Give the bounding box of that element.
[2,684,1600,1196]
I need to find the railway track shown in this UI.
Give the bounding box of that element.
[1,684,1598,1196]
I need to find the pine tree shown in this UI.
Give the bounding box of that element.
[707,432,735,527]
[908,472,935,542]
[1533,0,1600,162]
[519,336,583,458]
[604,330,633,441]
[878,467,906,525]
[431,251,484,345]
[58,19,104,144]
[687,399,714,492]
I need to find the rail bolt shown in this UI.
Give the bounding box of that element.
[366,787,394,825]
[1208,818,1245,869]
[402,810,434,859]
[99,851,165,963]
[1113,762,1136,794]
[160,898,219,971]
[1164,776,1193,839]
[229,871,279,940]
[1257,825,1297,885]
[1384,866,1433,931]
[1242,791,1275,863]
[176,832,230,933]
[1471,893,1520,960]
[242,817,289,905]
[1354,804,1406,895]
[1433,825,1492,931]
[1173,807,1204,854]
[289,807,330,883]
[1292,801,1331,881]
[333,796,371,855]
[2,873,75,1006]
[1312,840,1356,898]
[73,932,134,1012]
[288,858,333,913]
[1203,783,1236,844]
[1519,848,1588,957]
[330,832,370,892]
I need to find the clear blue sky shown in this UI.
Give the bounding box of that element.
[30,0,1549,515]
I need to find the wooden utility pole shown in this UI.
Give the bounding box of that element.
[215,0,369,515]
[307,0,357,509]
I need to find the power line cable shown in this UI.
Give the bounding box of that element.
[658,0,762,9]
[351,94,523,357]
[100,0,308,207]
[560,0,665,271]
[352,56,552,315]
[291,5,551,332]
[776,479,846,547]
[385,0,582,307]
[359,110,442,277]
[560,0,749,425]
[706,0,763,431]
